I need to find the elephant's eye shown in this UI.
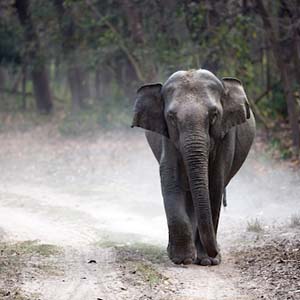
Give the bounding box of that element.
[168,112,177,126]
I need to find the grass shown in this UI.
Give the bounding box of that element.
[0,240,63,300]
[1,240,62,257]
[96,239,167,287]
[120,242,167,264]
[267,137,293,160]
[290,213,300,228]
[0,240,63,279]
[247,218,264,233]
[97,239,167,264]
[135,261,166,287]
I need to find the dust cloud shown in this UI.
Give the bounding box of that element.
[0,127,299,249]
[225,142,300,223]
[219,140,300,249]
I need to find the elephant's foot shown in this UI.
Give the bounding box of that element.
[194,254,221,266]
[194,250,221,266]
[167,242,195,265]
[193,232,221,266]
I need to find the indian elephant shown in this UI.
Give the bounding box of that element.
[131,69,255,266]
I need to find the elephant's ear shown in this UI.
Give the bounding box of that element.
[221,77,250,137]
[131,83,169,137]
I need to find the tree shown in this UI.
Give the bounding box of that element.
[256,0,300,155]
[15,0,53,114]
[53,0,90,111]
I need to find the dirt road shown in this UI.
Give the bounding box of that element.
[0,127,299,299]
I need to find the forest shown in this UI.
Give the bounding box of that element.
[0,0,300,157]
[1,2,300,299]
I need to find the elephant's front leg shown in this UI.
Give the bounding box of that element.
[185,191,220,266]
[194,146,231,266]
[160,163,195,265]
[193,188,223,266]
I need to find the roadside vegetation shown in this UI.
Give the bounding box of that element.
[290,213,300,228]
[0,240,62,300]
[0,0,300,157]
[234,227,300,299]
[247,218,264,233]
[0,1,300,299]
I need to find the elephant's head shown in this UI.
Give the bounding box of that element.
[131,69,250,258]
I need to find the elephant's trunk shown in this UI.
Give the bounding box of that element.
[181,130,218,258]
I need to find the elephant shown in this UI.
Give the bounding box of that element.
[131,69,255,266]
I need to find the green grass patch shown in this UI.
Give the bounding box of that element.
[96,239,167,264]
[0,240,63,278]
[118,242,167,264]
[96,239,168,287]
[134,261,166,287]
[1,240,62,257]
[0,240,62,300]
[267,137,293,160]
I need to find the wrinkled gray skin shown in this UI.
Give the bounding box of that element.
[132,69,255,266]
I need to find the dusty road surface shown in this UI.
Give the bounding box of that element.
[0,126,299,300]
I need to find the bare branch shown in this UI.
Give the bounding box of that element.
[84,0,146,82]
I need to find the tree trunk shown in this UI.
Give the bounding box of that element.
[15,0,53,114]
[0,67,6,102]
[281,67,300,153]
[183,0,221,72]
[21,64,27,110]
[118,0,144,44]
[256,0,300,154]
[281,0,300,84]
[67,64,89,111]
[95,67,102,101]
[31,65,53,113]
[53,0,90,110]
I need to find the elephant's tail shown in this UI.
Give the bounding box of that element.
[223,189,227,207]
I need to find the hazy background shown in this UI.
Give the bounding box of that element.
[0,0,300,158]
[0,127,299,251]
[1,2,300,299]
[0,0,300,246]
